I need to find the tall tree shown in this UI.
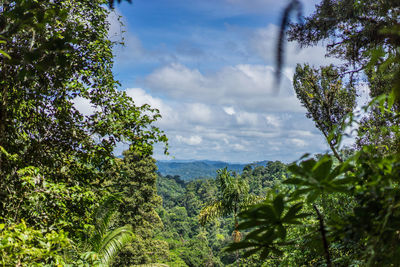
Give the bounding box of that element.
[293,64,356,161]
[288,0,400,153]
[199,168,257,266]
[227,1,400,265]
[109,148,168,265]
[0,0,166,237]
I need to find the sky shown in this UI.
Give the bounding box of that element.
[105,0,340,163]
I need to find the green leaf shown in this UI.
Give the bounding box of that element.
[282,202,303,222]
[306,190,320,203]
[312,156,332,181]
[277,224,287,239]
[273,195,284,217]
[283,178,306,185]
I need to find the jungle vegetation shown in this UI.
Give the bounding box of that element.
[1,0,400,266]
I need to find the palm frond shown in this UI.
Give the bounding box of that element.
[199,200,224,226]
[82,195,134,266]
[239,194,264,211]
[98,224,135,266]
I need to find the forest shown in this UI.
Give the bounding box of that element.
[1,0,400,266]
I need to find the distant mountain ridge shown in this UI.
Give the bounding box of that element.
[156,160,269,181]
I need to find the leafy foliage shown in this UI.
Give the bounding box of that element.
[83,199,135,267]
[109,149,168,265]
[293,64,356,161]
[226,1,400,266]
[0,221,70,266]
[156,163,288,266]
[0,0,167,236]
[0,0,167,265]
[227,194,308,259]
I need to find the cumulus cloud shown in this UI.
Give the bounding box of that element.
[124,88,178,128]
[290,138,307,147]
[265,115,281,128]
[186,103,213,124]
[223,106,236,115]
[110,3,336,162]
[73,96,97,116]
[143,63,303,113]
[176,135,203,145]
[236,111,259,126]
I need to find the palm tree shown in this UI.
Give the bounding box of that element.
[82,196,135,266]
[199,168,257,266]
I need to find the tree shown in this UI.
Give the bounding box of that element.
[293,64,356,161]
[288,0,400,153]
[227,1,400,265]
[287,0,400,73]
[0,0,167,236]
[109,148,168,265]
[199,168,257,266]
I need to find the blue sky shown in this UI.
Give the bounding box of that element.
[101,0,341,163]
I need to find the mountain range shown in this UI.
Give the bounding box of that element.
[156,159,269,181]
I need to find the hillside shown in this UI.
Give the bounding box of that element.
[155,161,289,266]
[156,160,269,180]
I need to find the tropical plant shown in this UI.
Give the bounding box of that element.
[226,1,400,266]
[199,168,259,266]
[226,193,309,260]
[82,197,135,266]
[293,64,356,162]
[0,0,167,236]
[0,221,71,266]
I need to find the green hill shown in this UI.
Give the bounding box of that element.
[156,160,269,181]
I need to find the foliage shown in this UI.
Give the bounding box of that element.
[242,161,288,195]
[199,168,254,228]
[226,194,308,259]
[0,221,70,266]
[227,1,400,266]
[0,0,167,236]
[82,196,135,267]
[156,163,288,266]
[293,64,356,161]
[0,0,167,265]
[109,148,168,266]
[288,0,400,153]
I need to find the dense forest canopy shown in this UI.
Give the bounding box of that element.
[1,0,400,266]
[0,0,166,265]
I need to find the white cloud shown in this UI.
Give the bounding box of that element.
[232,143,247,151]
[185,103,213,124]
[288,130,314,138]
[124,88,178,128]
[265,115,281,128]
[73,96,97,116]
[110,3,338,162]
[125,87,163,108]
[290,138,307,147]
[176,135,203,145]
[143,63,303,113]
[236,111,259,126]
[223,106,236,115]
